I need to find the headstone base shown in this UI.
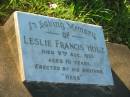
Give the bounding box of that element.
[25,82,113,97]
[24,71,130,97]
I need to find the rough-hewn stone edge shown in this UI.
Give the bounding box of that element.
[3,12,25,81]
[0,26,3,31]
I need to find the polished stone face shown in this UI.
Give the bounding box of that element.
[14,11,113,86]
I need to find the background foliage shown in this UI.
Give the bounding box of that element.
[0,0,130,48]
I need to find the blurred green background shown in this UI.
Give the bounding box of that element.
[0,0,130,48]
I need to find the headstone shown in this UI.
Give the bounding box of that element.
[3,11,119,97]
[4,11,113,86]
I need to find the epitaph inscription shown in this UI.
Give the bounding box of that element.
[14,11,113,85]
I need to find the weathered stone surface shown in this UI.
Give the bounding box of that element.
[107,43,130,90]
[0,26,32,97]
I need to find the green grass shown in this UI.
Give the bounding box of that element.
[0,0,130,47]
[127,3,130,48]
